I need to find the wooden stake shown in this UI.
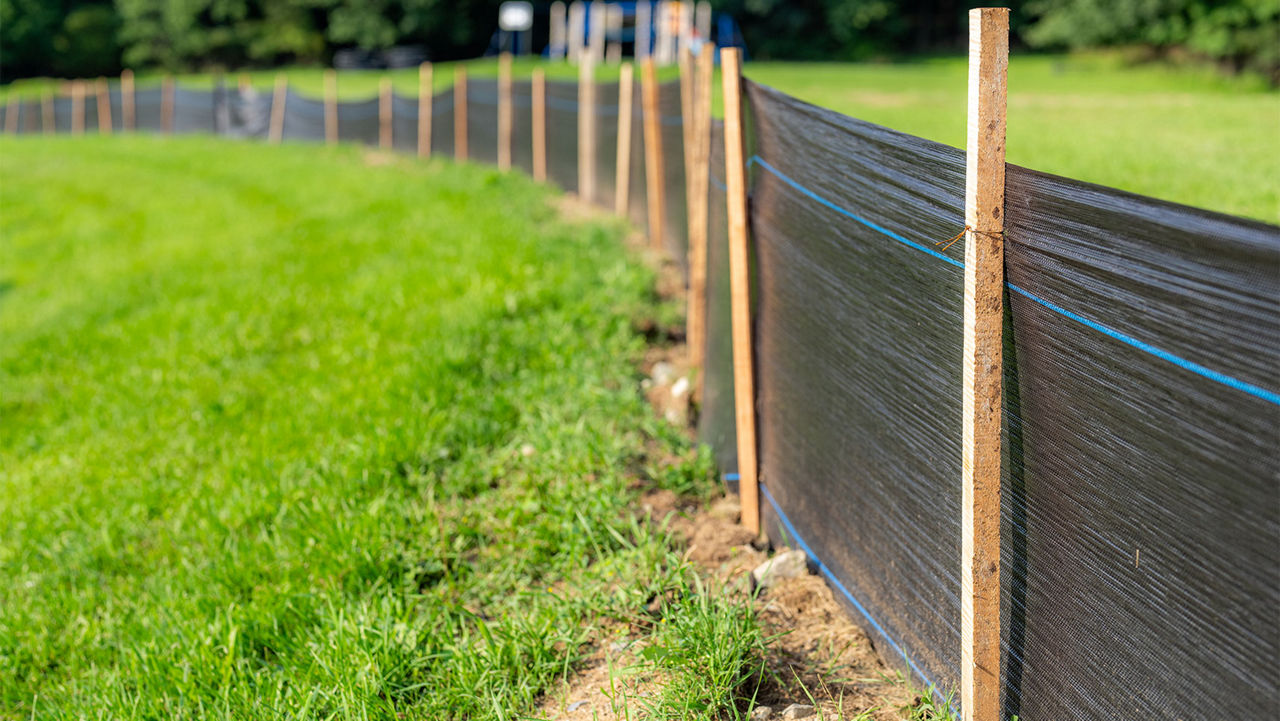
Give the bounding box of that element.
[379,77,392,150]
[454,66,468,161]
[687,45,715,377]
[498,53,513,170]
[121,69,135,131]
[72,81,85,136]
[615,62,634,216]
[720,47,759,535]
[961,9,1008,721]
[532,68,547,182]
[42,90,54,134]
[418,62,433,158]
[324,69,338,145]
[578,57,597,202]
[269,74,287,144]
[640,58,666,253]
[679,47,694,198]
[96,77,112,134]
[4,95,17,134]
[161,76,174,134]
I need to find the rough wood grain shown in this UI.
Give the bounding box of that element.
[418,63,433,158]
[455,67,468,161]
[578,58,597,202]
[324,70,337,146]
[269,75,287,144]
[641,58,666,253]
[121,70,135,131]
[687,44,715,380]
[498,53,513,170]
[4,95,17,134]
[379,78,392,150]
[96,77,112,134]
[721,48,759,535]
[94,78,112,134]
[615,63,634,216]
[962,9,1008,721]
[532,69,547,182]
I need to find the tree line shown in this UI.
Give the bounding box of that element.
[2,1,1276,82]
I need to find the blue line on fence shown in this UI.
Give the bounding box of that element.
[749,156,962,269]
[756,482,947,701]
[748,154,1280,407]
[1006,283,1280,405]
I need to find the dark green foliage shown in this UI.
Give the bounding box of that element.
[0,0,121,80]
[114,0,503,71]
[4,1,1278,81]
[1024,0,1280,81]
[709,1,1038,61]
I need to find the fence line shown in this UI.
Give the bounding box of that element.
[3,41,1277,719]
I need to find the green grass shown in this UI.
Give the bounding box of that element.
[741,54,1280,223]
[4,52,1277,221]
[0,134,755,719]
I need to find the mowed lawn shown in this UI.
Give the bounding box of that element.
[0,136,748,719]
[5,53,1277,221]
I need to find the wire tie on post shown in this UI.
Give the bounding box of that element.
[936,225,1004,252]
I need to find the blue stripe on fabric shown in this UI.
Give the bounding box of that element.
[748,153,1279,406]
[750,155,963,269]
[757,484,949,703]
[1007,284,1280,405]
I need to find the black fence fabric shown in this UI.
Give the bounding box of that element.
[699,119,738,479]
[1000,167,1280,719]
[11,68,1279,718]
[742,80,968,695]
[468,79,500,167]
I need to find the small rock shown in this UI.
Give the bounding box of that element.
[608,638,632,653]
[520,443,536,457]
[780,704,815,720]
[567,699,587,712]
[749,705,774,721]
[650,361,676,385]
[751,549,809,589]
[670,376,690,399]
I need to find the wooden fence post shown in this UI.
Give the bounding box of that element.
[418,62,433,158]
[454,65,468,162]
[578,57,597,202]
[161,76,174,134]
[498,53,513,170]
[96,77,112,134]
[687,44,715,377]
[324,69,337,146]
[121,69,135,131]
[379,77,392,150]
[615,62,634,216]
[720,47,759,534]
[269,74,287,144]
[4,95,17,134]
[532,68,547,182]
[641,58,666,253]
[72,81,86,136]
[42,90,54,134]
[679,47,694,200]
[961,9,1008,721]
